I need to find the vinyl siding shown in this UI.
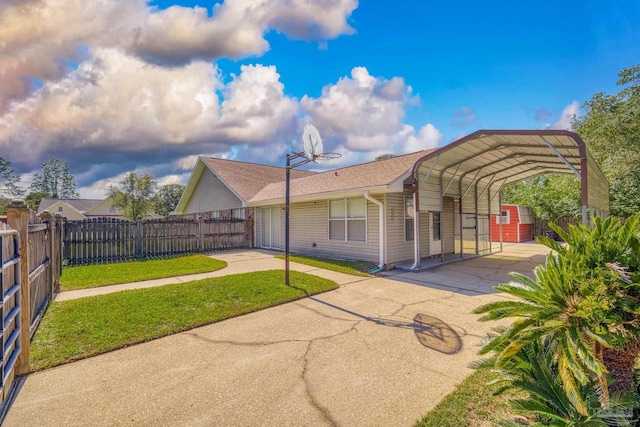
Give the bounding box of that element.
[385,193,430,265]
[183,169,242,215]
[285,198,380,263]
[443,196,455,254]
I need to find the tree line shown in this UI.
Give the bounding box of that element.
[0,159,184,220]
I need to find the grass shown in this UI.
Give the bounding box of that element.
[31,270,337,371]
[59,254,228,291]
[275,253,376,276]
[414,368,523,427]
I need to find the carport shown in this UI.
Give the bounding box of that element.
[408,130,609,270]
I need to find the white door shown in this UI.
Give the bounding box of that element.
[429,212,442,256]
[261,206,281,249]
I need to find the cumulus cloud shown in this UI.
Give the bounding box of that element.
[0,50,298,185]
[301,67,439,154]
[545,101,580,130]
[0,0,358,110]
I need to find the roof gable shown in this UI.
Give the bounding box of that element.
[38,198,102,213]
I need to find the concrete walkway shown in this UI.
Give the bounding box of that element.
[5,244,550,427]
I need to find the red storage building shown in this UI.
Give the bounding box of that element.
[491,204,534,243]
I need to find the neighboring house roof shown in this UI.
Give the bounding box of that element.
[38,198,102,213]
[201,157,316,202]
[248,150,435,205]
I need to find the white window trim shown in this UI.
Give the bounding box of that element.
[404,195,414,242]
[328,198,368,243]
[496,209,510,224]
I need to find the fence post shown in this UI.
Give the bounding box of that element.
[39,210,55,300]
[6,199,30,375]
[198,215,203,252]
[135,217,143,259]
[54,214,63,292]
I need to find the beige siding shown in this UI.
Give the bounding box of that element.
[443,196,455,254]
[385,193,420,265]
[47,202,86,221]
[84,198,123,217]
[184,170,242,214]
[286,198,380,263]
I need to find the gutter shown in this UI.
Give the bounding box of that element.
[364,191,385,270]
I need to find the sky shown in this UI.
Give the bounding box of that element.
[1,0,639,198]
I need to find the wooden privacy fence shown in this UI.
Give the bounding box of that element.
[533,216,579,240]
[0,200,64,411]
[63,216,253,265]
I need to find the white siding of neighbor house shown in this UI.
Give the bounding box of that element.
[257,197,382,263]
[183,169,242,215]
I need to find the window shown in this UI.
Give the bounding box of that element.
[404,196,414,241]
[329,198,366,242]
[232,208,245,219]
[496,209,510,224]
[432,212,441,240]
[109,207,116,213]
[57,206,63,212]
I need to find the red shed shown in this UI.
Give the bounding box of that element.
[491,204,534,243]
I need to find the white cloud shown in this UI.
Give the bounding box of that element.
[450,106,477,128]
[301,67,441,154]
[545,101,580,130]
[0,0,358,111]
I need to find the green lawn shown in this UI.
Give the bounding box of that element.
[415,368,523,427]
[32,270,337,371]
[59,254,228,291]
[275,254,375,277]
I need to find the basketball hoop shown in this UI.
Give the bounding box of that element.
[314,152,342,161]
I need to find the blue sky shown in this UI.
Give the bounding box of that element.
[1,0,638,197]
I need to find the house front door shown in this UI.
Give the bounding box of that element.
[429,211,441,256]
[261,206,281,249]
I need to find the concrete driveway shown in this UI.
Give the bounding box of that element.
[4,243,549,427]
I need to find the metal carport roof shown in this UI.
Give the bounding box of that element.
[411,129,609,224]
[405,130,609,270]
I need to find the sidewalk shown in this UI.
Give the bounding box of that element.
[55,250,366,302]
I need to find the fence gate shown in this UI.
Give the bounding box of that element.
[0,225,21,404]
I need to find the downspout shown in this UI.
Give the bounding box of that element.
[364,191,384,270]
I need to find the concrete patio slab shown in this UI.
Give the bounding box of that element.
[5,243,550,427]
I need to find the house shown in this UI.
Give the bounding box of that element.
[490,204,534,243]
[37,198,123,220]
[174,130,610,270]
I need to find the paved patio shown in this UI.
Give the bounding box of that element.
[4,243,549,427]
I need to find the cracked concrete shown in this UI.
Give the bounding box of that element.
[4,243,549,427]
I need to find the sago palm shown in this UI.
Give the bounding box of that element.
[474,213,640,412]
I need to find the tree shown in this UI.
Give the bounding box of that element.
[375,154,395,161]
[25,192,47,211]
[573,64,640,217]
[152,184,185,217]
[502,175,581,221]
[108,172,157,220]
[0,157,24,197]
[30,158,79,199]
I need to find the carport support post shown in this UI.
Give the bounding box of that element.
[6,200,30,375]
[285,154,291,286]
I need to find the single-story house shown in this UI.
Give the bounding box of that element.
[174,130,610,270]
[37,198,124,220]
[490,204,534,243]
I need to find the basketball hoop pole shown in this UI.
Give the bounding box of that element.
[285,151,311,286]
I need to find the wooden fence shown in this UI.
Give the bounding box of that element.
[0,201,63,412]
[533,216,579,240]
[63,216,253,265]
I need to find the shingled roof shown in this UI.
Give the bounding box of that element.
[248,150,435,204]
[201,157,317,202]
